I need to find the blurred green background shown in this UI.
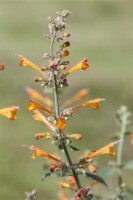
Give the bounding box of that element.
[0,0,133,199]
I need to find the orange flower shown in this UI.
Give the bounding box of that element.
[16,54,47,77]
[0,106,19,120]
[64,59,89,77]
[56,117,66,130]
[84,141,120,160]
[25,87,53,107]
[0,64,5,70]
[58,182,75,191]
[33,110,56,131]
[69,98,105,110]
[63,88,89,108]
[57,191,68,200]
[29,145,61,162]
[34,132,52,140]
[26,100,52,114]
[69,134,82,140]
[66,176,76,186]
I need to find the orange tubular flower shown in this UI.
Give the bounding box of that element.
[58,182,75,191]
[25,87,53,107]
[34,132,52,140]
[84,141,120,160]
[56,117,66,130]
[63,88,89,108]
[57,191,68,200]
[26,100,52,114]
[32,110,56,131]
[69,98,105,110]
[64,59,89,77]
[29,145,61,162]
[0,106,19,120]
[16,54,47,77]
[66,176,76,186]
[69,134,82,140]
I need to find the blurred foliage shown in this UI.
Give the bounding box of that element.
[0,0,133,199]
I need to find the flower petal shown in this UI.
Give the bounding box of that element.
[58,182,75,191]
[56,117,66,130]
[84,141,120,160]
[66,176,76,186]
[34,132,52,140]
[69,98,105,110]
[69,134,82,140]
[0,106,19,120]
[16,54,47,77]
[29,145,61,162]
[26,100,52,114]
[33,110,56,131]
[63,88,89,108]
[64,59,89,76]
[26,87,53,107]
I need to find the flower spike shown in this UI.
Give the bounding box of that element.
[16,54,47,77]
[0,106,19,120]
[64,59,89,77]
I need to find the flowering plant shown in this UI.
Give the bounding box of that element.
[16,10,124,200]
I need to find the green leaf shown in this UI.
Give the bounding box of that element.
[124,160,133,170]
[83,172,108,188]
[99,167,118,178]
[124,131,132,136]
[68,145,80,151]
[127,187,133,197]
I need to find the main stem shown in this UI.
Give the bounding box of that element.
[51,32,81,190]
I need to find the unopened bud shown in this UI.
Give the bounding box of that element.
[60,50,69,58]
[57,65,67,70]
[60,61,69,65]
[63,32,70,37]
[60,41,70,49]
[34,77,43,82]
[49,61,55,69]
[63,109,74,117]
[40,66,47,71]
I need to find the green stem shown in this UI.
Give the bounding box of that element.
[50,31,82,190]
[116,114,128,195]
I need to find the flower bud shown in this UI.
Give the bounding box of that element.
[60,41,70,49]
[63,32,70,37]
[34,77,43,82]
[49,61,55,69]
[60,50,69,58]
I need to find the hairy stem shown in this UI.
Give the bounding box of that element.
[116,114,128,195]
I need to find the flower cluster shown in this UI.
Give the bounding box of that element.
[17,10,120,200]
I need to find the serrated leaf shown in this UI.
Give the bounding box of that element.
[99,167,118,178]
[83,172,108,188]
[68,145,80,151]
[124,160,133,170]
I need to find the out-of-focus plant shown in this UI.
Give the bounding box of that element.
[99,106,133,200]
[16,10,121,200]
